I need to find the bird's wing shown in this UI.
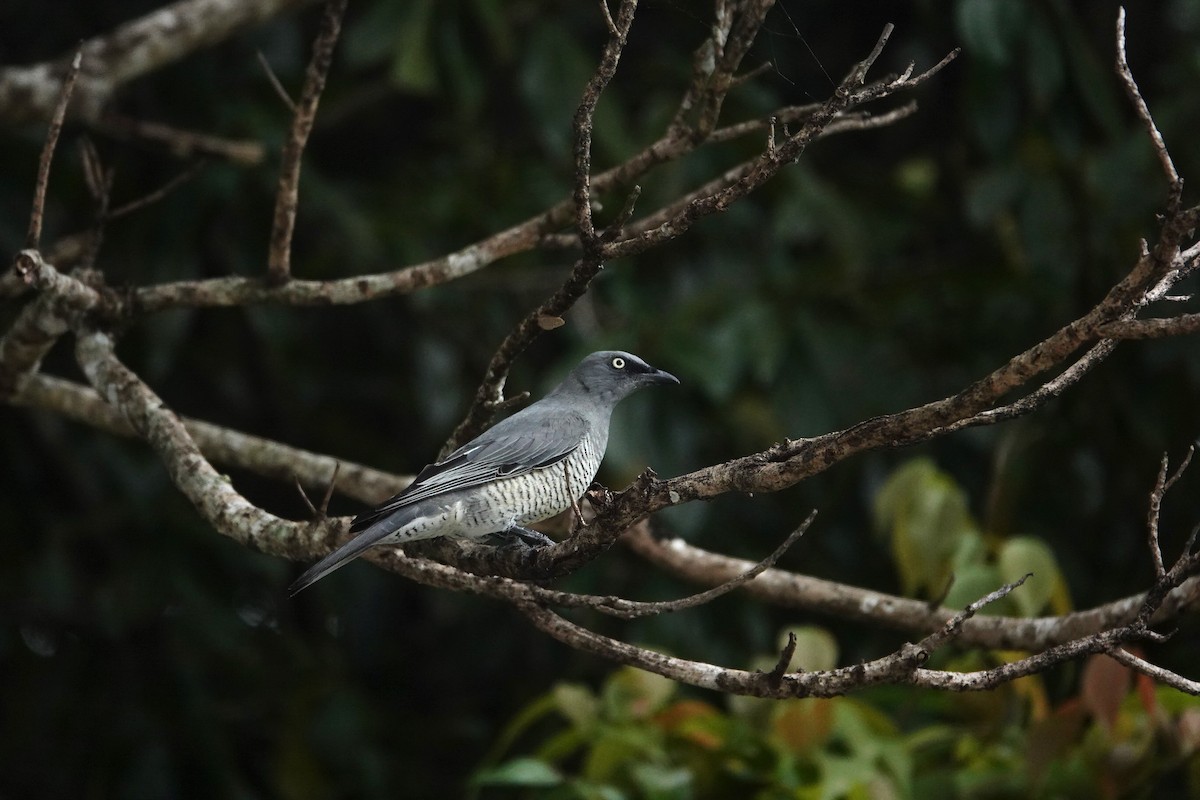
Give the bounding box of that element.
[349,407,590,533]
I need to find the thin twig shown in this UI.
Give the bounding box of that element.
[572,0,638,248]
[602,38,958,261]
[320,461,341,515]
[1163,446,1195,494]
[598,0,618,37]
[407,509,816,618]
[267,0,348,285]
[730,61,774,90]
[77,137,114,270]
[768,632,797,687]
[600,185,641,242]
[294,476,320,518]
[1147,456,1169,579]
[108,161,207,220]
[1147,447,1194,578]
[934,340,1119,435]
[690,0,774,136]
[442,0,639,453]
[845,23,893,86]
[26,48,83,250]
[256,50,297,111]
[1097,314,1200,340]
[594,512,814,619]
[1185,523,1200,559]
[448,31,949,448]
[522,105,925,252]
[118,84,929,312]
[1116,7,1181,209]
[294,460,341,519]
[1107,646,1200,696]
[98,113,264,165]
[919,574,1032,653]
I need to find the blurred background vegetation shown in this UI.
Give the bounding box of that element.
[2,0,1199,797]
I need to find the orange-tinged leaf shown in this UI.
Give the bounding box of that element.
[655,700,725,750]
[1081,653,1131,733]
[654,699,719,729]
[771,698,835,755]
[1177,708,1200,755]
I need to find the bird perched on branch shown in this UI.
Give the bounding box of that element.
[289,350,678,594]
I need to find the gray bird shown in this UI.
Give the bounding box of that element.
[289,351,678,594]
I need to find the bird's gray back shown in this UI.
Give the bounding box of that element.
[350,398,605,535]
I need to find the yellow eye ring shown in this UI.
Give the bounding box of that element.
[611,356,626,369]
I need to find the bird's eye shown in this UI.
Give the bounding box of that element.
[611,356,626,370]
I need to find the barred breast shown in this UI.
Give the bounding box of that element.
[456,429,604,538]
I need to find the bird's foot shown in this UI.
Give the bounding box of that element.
[493,525,556,549]
[568,495,587,533]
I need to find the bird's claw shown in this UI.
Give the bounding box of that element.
[493,525,556,549]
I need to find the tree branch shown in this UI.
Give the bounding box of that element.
[6,2,1199,704]
[624,525,1200,651]
[1097,314,1200,339]
[265,0,347,285]
[10,372,409,505]
[441,0,640,452]
[0,0,321,126]
[26,49,82,250]
[1107,647,1200,696]
[74,328,345,561]
[1116,6,1181,210]
[0,251,112,399]
[95,113,265,165]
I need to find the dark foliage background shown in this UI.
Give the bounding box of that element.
[1,0,1197,796]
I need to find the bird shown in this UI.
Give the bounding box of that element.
[288,350,678,595]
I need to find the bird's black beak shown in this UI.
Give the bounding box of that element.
[646,366,679,386]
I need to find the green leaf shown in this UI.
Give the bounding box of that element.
[629,762,692,799]
[555,683,600,731]
[390,0,439,94]
[873,459,981,597]
[778,626,839,672]
[955,0,1026,65]
[478,691,563,769]
[1025,13,1065,107]
[942,562,1007,614]
[583,726,664,783]
[472,757,563,787]
[965,164,1024,228]
[997,536,1066,617]
[519,21,595,158]
[602,666,676,721]
[342,1,407,67]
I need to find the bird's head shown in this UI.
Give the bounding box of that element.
[554,350,679,405]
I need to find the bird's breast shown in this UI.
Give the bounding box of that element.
[456,432,604,536]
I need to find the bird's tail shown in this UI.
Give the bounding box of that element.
[288,509,417,596]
